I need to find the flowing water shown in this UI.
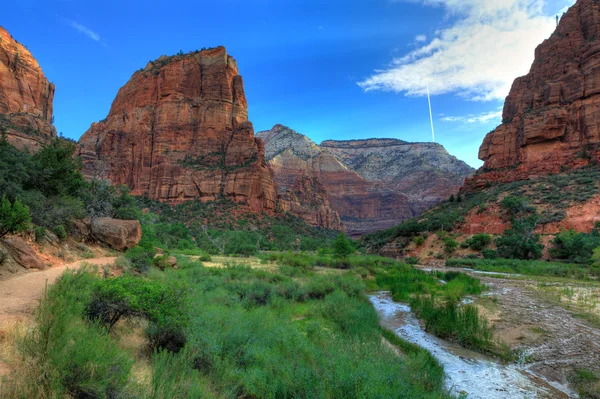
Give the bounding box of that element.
[369,293,577,399]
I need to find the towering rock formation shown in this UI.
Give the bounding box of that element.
[258,125,473,236]
[0,26,56,151]
[467,0,600,188]
[78,47,277,212]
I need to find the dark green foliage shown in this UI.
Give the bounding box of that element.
[87,276,189,351]
[333,232,355,259]
[0,194,30,238]
[482,249,499,259]
[550,229,600,264]
[52,225,67,241]
[33,226,46,243]
[443,237,458,254]
[125,244,157,273]
[496,215,543,260]
[500,196,533,216]
[466,234,492,251]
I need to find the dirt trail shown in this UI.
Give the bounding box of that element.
[0,257,117,324]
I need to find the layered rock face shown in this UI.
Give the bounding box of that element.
[0,26,56,151]
[467,0,600,188]
[257,125,473,236]
[78,47,277,212]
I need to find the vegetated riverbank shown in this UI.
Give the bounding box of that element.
[0,254,462,399]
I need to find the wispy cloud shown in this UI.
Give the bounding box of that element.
[64,18,106,47]
[360,0,575,101]
[415,34,427,42]
[441,109,502,124]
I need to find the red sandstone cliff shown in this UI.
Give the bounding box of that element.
[0,26,56,150]
[78,48,277,213]
[467,0,600,188]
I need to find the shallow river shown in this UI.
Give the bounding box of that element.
[369,293,577,399]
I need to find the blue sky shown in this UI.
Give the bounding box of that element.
[3,0,574,167]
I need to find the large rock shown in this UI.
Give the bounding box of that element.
[75,218,142,251]
[2,236,45,269]
[467,0,600,188]
[78,47,277,213]
[258,125,474,236]
[0,26,56,151]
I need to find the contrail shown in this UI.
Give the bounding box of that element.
[427,84,435,143]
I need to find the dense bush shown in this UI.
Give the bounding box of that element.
[0,194,30,238]
[466,234,492,251]
[550,229,600,264]
[87,276,189,351]
[496,216,543,260]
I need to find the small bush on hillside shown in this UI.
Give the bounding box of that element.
[52,225,67,241]
[466,234,492,251]
[443,238,458,254]
[0,194,31,239]
[33,226,46,243]
[501,196,533,216]
[482,249,499,259]
[413,236,425,246]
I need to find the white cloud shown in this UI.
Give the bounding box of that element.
[441,109,502,123]
[64,18,106,47]
[415,34,427,42]
[360,0,575,101]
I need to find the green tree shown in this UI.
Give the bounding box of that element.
[466,234,492,251]
[0,194,31,238]
[333,233,354,259]
[496,215,543,260]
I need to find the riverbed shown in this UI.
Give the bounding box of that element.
[369,293,576,399]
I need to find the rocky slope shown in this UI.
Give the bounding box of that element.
[78,47,277,213]
[467,0,600,189]
[257,125,473,236]
[0,26,56,151]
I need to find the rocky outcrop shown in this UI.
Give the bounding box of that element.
[73,218,142,251]
[467,0,600,188]
[278,175,342,230]
[0,26,56,151]
[2,236,45,269]
[258,125,473,236]
[78,47,277,213]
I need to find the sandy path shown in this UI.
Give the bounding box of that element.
[0,257,117,324]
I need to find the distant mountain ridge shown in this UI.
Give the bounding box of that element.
[257,125,474,236]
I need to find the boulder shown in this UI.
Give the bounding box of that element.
[74,218,142,251]
[2,236,45,269]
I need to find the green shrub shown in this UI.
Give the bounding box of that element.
[0,194,31,239]
[33,226,46,243]
[87,276,189,352]
[53,225,67,241]
[333,233,355,259]
[550,229,600,263]
[125,245,156,273]
[406,256,419,265]
[443,238,458,254]
[496,216,543,260]
[482,249,499,259]
[17,269,134,398]
[413,236,425,246]
[466,234,492,251]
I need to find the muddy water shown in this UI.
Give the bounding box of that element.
[369,293,576,399]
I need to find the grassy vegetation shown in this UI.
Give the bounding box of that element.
[446,258,600,280]
[2,256,465,398]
